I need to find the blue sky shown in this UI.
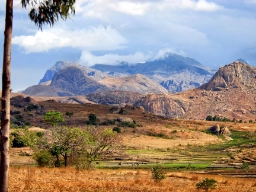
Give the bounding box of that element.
[1,0,256,91]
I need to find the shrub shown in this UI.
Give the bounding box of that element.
[66,111,74,117]
[101,119,116,125]
[151,165,166,182]
[196,178,217,192]
[36,132,44,138]
[44,111,64,126]
[33,150,53,167]
[242,162,249,171]
[113,127,121,133]
[119,121,136,128]
[118,108,127,115]
[86,113,100,125]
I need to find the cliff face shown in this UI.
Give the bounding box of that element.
[134,94,190,118]
[200,61,256,91]
[50,66,108,95]
[93,53,215,93]
[133,61,256,120]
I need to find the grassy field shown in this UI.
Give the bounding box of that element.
[7,98,256,191]
[9,167,256,192]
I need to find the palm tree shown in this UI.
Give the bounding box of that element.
[0,1,76,191]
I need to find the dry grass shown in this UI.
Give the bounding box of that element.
[9,167,256,192]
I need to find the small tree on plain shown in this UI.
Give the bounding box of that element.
[44,111,64,127]
[196,178,217,192]
[151,164,166,182]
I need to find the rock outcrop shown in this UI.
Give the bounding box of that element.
[209,125,231,136]
[200,61,256,91]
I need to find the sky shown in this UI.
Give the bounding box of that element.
[1,0,256,91]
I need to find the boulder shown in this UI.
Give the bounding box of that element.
[209,124,220,135]
[220,126,231,136]
[209,125,231,136]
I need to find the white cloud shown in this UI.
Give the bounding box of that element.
[158,0,223,11]
[79,51,150,66]
[109,1,150,15]
[160,0,223,11]
[154,48,186,60]
[12,26,127,53]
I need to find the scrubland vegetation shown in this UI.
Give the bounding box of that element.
[9,167,256,192]
[6,98,256,191]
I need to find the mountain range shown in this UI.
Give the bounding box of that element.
[22,54,256,121]
[24,53,215,96]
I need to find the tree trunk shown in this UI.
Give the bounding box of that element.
[0,0,13,191]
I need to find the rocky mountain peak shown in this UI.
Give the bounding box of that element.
[200,61,256,91]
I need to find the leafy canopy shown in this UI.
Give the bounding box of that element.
[44,111,64,126]
[21,0,76,29]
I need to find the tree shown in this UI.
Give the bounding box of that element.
[83,127,121,168]
[196,178,217,192]
[1,1,76,191]
[33,126,121,168]
[44,111,65,127]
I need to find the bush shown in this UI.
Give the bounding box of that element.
[12,136,27,148]
[118,108,127,115]
[86,113,100,125]
[242,162,249,171]
[33,150,53,167]
[119,121,136,128]
[101,119,116,125]
[113,127,121,133]
[196,178,217,192]
[151,165,166,182]
[66,111,74,117]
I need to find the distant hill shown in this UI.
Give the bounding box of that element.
[92,53,215,92]
[34,53,215,95]
[83,60,256,121]
[134,60,256,120]
[24,64,168,96]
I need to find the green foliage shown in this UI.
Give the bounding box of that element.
[101,119,116,125]
[113,127,121,133]
[44,111,64,126]
[206,115,230,122]
[21,0,76,30]
[118,108,127,115]
[24,104,39,112]
[36,131,44,138]
[196,178,217,192]
[151,165,166,182]
[206,115,213,121]
[147,131,167,138]
[119,121,136,128]
[34,126,121,168]
[33,150,53,167]
[11,129,38,148]
[86,113,100,125]
[65,111,74,117]
[242,162,249,171]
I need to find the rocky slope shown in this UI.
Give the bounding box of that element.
[34,53,214,95]
[200,61,256,91]
[24,65,168,96]
[135,61,256,120]
[93,53,215,92]
[85,61,256,121]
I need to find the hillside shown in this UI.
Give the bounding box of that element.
[134,61,256,121]
[92,53,215,92]
[24,53,214,96]
[84,61,256,121]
